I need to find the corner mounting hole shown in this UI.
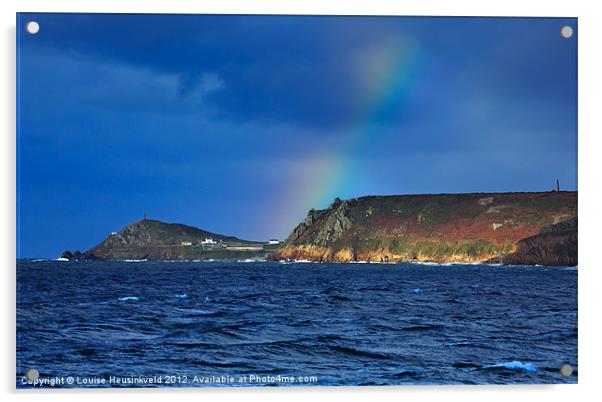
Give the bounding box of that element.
[561,26,573,39]
[26,21,40,34]
[25,368,39,380]
[560,364,573,377]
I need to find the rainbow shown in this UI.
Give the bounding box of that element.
[272,37,422,237]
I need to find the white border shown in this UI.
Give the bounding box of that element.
[2,1,601,401]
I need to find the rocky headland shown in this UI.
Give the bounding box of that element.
[270,192,577,266]
[62,219,270,261]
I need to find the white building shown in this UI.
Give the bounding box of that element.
[268,239,280,245]
[181,241,192,246]
[201,237,217,245]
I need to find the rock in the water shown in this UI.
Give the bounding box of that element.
[60,250,98,261]
[61,250,74,260]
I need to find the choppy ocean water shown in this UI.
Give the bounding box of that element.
[16,260,577,387]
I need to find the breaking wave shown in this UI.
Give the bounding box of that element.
[118,296,139,301]
[483,361,538,373]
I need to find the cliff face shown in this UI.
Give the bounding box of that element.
[64,219,264,260]
[488,218,577,266]
[286,198,353,246]
[270,192,578,266]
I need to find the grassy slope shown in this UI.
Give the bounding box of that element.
[88,219,265,260]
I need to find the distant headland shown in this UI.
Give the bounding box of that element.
[63,191,577,266]
[61,219,280,261]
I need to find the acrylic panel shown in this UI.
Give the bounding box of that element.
[16,13,578,388]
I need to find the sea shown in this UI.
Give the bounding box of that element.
[16,259,578,387]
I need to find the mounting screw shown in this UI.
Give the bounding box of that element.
[26,21,40,34]
[560,364,573,377]
[560,26,573,39]
[25,368,39,381]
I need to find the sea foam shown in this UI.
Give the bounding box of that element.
[118,296,139,301]
[486,360,538,373]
